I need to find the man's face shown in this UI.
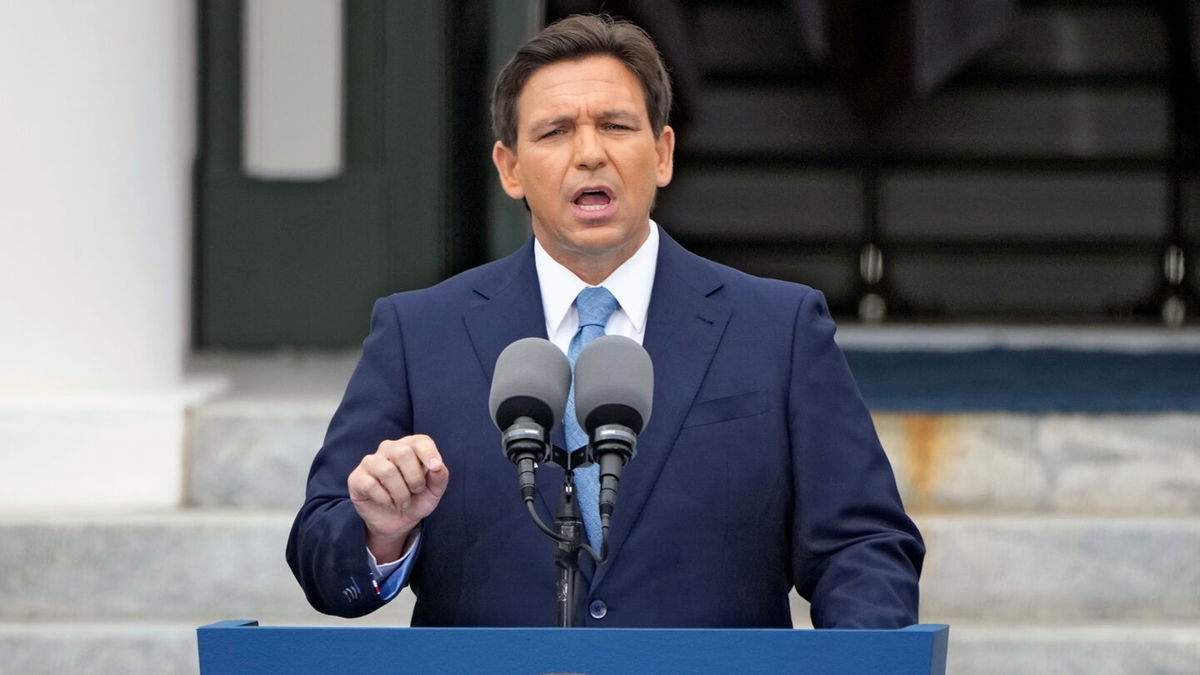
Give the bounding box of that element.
[492,55,674,277]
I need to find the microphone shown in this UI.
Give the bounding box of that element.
[573,335,653,527]
[489,337,572,499]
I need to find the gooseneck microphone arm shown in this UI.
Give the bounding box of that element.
[518,450,605,554]
[591,423,638,546]
[500,413,605,559]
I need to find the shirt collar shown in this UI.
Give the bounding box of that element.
[534,221,659,336]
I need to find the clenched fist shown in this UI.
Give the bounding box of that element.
[348,434,449,562]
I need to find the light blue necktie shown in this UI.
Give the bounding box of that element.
[564,286,618,551]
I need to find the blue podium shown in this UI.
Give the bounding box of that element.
[198,620,948,674]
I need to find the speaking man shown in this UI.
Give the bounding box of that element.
[287,14,924,628]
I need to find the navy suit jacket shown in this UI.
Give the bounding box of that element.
[287,229,923,628]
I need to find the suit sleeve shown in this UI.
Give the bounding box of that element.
[787,290,925,628]
[286,297,415,617]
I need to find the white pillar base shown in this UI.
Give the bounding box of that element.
[0,377,227,511]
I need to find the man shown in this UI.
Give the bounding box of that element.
[287,14,923,628]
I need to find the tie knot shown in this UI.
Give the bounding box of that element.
[575,286,618,329]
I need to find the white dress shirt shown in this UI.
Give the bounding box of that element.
[535,220,658,353]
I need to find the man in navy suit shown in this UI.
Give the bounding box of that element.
[287,14,923,628]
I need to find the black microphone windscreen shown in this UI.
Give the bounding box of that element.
[489,337,572,431]
[574,335,653,434]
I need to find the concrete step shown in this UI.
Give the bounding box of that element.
[875,413,1200,514]
[2,620,1197,675]
[187,363,1200,514]
[0,510,414,623]
[185,351,353,510]
[0,621,198,675]
[2,511,1196,623]
[0,613,423,675]
[187,399,333,511]
[918,515,1200,623]
[948,623,1200,675]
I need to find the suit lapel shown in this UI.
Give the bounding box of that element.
[462,240,546,386]
[461,240,564,526]
[591,231,731,588]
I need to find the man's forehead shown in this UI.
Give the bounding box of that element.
[517,57,648,120]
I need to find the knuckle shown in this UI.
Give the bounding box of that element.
[374,459,398,478]
[347,476,371,498]
[371,455,390,471]
[378,437,412,454]
[390,441,418,459]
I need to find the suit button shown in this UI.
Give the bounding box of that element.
[588,600,607,619]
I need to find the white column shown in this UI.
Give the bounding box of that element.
[0,1,213,509]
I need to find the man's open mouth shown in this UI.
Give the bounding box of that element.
[572,187,614,212]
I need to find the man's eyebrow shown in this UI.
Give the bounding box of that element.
[529,111,642,132]
[596,110,640,123]
[529,115,574,132]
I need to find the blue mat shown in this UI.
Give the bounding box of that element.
[844,349,1200,413]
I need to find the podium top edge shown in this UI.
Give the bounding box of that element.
[200,620,260,629]
[198,621,948,634]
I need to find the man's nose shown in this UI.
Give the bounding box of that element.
[574,127,606,170]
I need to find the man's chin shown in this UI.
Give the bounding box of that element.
[532,212,648,249]
[575,220,645,242]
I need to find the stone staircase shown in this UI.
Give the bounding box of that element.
[0,353,417,675]
[2,340,1198,674]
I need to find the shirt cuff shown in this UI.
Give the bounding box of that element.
[366,528,421,601]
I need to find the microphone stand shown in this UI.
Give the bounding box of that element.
[553,472,584,628]
[528,444,604,628]
[509,438,622,627]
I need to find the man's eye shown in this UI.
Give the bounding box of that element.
[605,123,631,131]
[540,128,565,139]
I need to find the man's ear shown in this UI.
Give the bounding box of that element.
[654,125,676,188]
[492,141,525,199]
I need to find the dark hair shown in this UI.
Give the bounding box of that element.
[491,14,672,149]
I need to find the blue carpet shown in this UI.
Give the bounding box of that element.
[843,349,1200,413]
